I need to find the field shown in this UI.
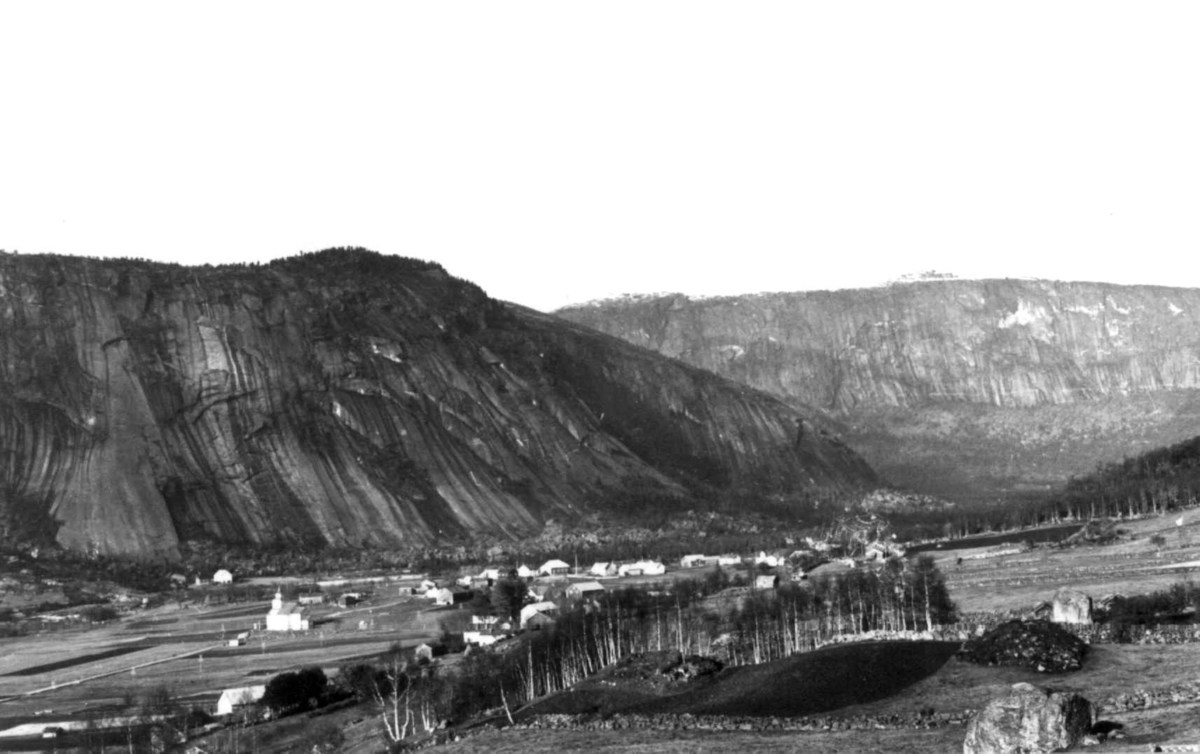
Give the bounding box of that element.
[0,589,452,750]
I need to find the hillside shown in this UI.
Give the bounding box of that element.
[0,249,875,557]
[557,281,1200,500]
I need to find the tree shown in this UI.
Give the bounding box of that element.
[261,666,328,715]
[491,572,529,627]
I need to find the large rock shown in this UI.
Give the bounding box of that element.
[1052,588,1093,625]
[963,683,1094,754]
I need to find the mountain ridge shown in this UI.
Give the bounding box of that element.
[556,278,1200,500]
[0,249,875,557]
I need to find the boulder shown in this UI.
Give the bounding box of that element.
[1052,588,1093,625]
[963,683,1094,754]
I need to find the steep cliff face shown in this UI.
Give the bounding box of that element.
[0,250,874,556]
[557,280,1200,499]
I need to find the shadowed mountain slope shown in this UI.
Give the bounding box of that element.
[0,249,875,556]
[557,280,1200,500]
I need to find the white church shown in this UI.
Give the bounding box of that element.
[265,590,310,631]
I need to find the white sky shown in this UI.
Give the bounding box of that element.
[3,2,1199,312]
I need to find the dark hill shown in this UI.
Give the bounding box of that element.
[557,281,1200,501]
[521,641,959,718]
[0,249,875,556]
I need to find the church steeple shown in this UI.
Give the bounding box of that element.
[272,590,283,612]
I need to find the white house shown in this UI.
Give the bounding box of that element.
[519,601,557,628]
[516,565,537,580]
[265,591,310,631]
[216,685,265,716]
[754,552,781,568]
[618,560,665,577]
[566,581,606,599]
[680,554,714,568]
[755,574,780,590]
[471,614,499,628]
[478,568,502,581]
[717,554,742,566]
[538,559,570,576]
[589,562,618,577]
[212,569,233,584]
[463,631,503,647]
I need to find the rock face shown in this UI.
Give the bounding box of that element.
[0,250,876,556]
[963,683,1094,754]
[1051,588,1094,625]
[557,281,1200,499]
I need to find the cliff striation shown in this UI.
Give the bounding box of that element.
[0,249,874,556]
[558,280,1200,499]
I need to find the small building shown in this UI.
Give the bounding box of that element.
[520,601,557,628]
[216,685,265,716]
[754,552,781,568]
[680,554,714,568]
[478,568,502,582]
[717,554,742,566]
[432,588,472,607]
[415,579,438,596]
[566,581,606,599]
[471,614,499,628]
[539,559,570,577]
[516,565,537,580]
[212,569,234,584]
[590,562,618,577]
[618,560,666,577]
[297,593,324,605]
[525,611,555,630]
[227,631,250,647]
[265,591,310,631]
[464,630,504,646]
[414,643,435,663]
[755,574,779,590]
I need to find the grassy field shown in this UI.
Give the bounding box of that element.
[0,593,451,750]
[929,512,1200,613]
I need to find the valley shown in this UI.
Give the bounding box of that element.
[6,252,1200,752]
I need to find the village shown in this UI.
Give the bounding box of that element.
[0,528,912,749]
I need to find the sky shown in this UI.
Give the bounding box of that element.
[3,2,1200,312]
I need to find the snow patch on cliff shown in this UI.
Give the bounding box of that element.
[998,300,1048,330]
[1168,302,1184,315]
[1064,304,1103,316]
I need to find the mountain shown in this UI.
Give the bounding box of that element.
[556,279,1200,501]
[0,249,875,557]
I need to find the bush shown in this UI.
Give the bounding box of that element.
[958,620,1088,673]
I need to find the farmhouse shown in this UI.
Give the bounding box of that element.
[464,630,504,646]
[212,569,233,584]
[431,587,472,607]
[539,559,570,576]
[717,554,742,566]
[618,560,666,577]
[680,554,715,568]
[590,561,618,577]
[216,685,265,716]
[265,591,310,631]
[755,574,780,590]
[566,581,606,599]
[520,601,557,628]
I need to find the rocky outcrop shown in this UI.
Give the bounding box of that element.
[558,281,1200,499]
[963,683,1094,754]
[0,250,875,556]
[1051,588,1093,625]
